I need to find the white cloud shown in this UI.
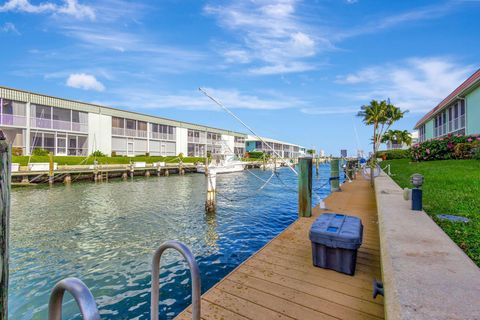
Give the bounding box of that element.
[98,87,306,111]
[300,106,358,115]
[66,73,105,91]
[0,0,95,20]
[336,57,475,113]
[0,22,20,34]
[205,0,327,75]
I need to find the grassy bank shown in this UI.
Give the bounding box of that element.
[383,159,480,266]
[12,155,205,166]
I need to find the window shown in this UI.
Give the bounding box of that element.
[434,111,447,137]
[446,100,466,135]
[126,119,136,130]
[419,125,426,142]
[137,121,147,131]
[35,105,51,119]
[53,107,71,122]
[112,117,124,128]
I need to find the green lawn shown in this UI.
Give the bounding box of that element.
[12,155,205,166]
[383,159,480,266]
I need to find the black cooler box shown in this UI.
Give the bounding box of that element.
[309,213,363,275]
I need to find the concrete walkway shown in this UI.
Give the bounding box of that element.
[175,176,384,320]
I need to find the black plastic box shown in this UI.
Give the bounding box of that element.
[309,213,363,275]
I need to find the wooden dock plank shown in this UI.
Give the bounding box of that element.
[175,177,384,319]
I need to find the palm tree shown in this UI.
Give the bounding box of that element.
[357,100,407,184]
[381,129,413,149]
[399,130,412,146]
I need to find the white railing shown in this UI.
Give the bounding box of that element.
[0,114,27,127]
[150,132,176,141]
[188,137,206,144]
[125,128,137,137]
[30,117,88,133]
[112,127,124,136]
[137,130,148,138]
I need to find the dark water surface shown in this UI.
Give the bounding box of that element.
[9,165,333,319]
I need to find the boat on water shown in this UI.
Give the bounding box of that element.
[197,154,245,174]
[197,140,245,174]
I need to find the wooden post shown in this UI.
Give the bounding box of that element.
[63,174,72,184]
[48,152,54,185]
[315,155,319,176]
[205,171,216,213]
[0,139,11,320]
[164,169,169,176]
[262,153,266,171]
[204,157,209,176]
[298,157,312,217]
[330,159,340,192]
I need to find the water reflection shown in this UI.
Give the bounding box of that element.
[9,165,332,319]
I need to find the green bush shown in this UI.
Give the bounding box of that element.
[246,151,268,159]
[32,148,49,156]
[410,134,480,161]
[91,150,107,157]
[376,149,409,160]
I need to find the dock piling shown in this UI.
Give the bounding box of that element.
[298,157,312,217]
[205,172,216,213]
[48,152,54,185]
[0,138,11,320]
[330,159,340,192]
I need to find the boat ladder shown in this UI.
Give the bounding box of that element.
[47,240,201,320]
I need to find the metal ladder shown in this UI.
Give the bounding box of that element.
[47,240,201,320]
[151,240,201,320]
[48,278,100,320]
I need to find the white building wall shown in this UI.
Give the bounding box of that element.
[176,127,188,156]
[88,113,112,155]
[221,134,235,153]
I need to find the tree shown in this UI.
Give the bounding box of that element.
[357,100,407,184]
[306,149,316,155]
[381,129,413,149]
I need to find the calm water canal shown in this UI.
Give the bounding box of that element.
[10,164,334,319]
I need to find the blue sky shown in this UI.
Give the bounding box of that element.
[1,0,479,155]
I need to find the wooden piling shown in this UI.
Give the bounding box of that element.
[48,152,54,185]
[330,159,340,192]
[298,157,312,217]
[164,169,169,176]
[64,174,72,184]
[145,170,150,177]
[205,171,216,213]
[315,155,319,176]
[0,139,11,320]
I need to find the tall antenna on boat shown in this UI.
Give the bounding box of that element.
[198,88,298,176]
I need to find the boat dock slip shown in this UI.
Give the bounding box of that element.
[175,176,384,320]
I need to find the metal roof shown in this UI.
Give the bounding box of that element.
[0,86,247,137]
[414,69,480,129]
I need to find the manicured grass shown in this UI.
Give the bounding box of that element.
[12,155,205,166]
[384,159,480,266]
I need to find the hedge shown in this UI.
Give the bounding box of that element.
[376,149,409,160]
[410,134,480,161]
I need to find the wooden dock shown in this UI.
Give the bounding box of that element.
[176,176,384,320]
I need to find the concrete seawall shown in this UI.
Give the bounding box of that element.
[374,172,480,320]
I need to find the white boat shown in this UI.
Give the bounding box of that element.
[197,140,245,174]
[197,154,245,174]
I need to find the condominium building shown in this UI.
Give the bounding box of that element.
[415,69,480,142]
[0,87,305,159]
[245,135,305,159]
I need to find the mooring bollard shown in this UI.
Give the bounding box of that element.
[298,157,312,218]
[205,171,216,213]
[0,138,11,320]
[330,159,340,192]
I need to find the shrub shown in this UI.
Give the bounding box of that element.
[111,151,117,157]
[245,151,268,159]
[410,134,480,161]
[32,148,49,156]
[91,150,107,157]
[12,147,23,156]
[454,143,473,159]
[376,149,409,160]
